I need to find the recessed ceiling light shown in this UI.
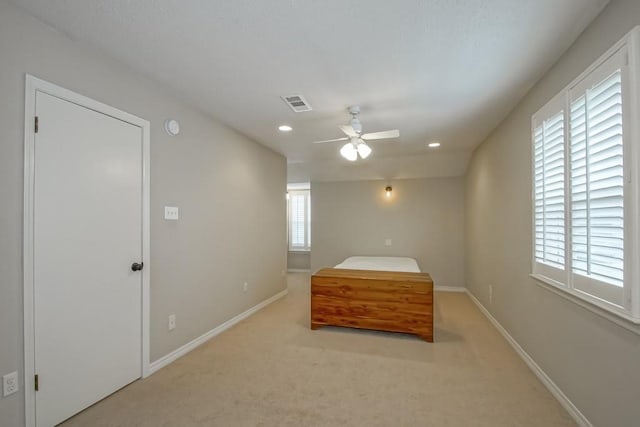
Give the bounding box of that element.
[278,125,293,132]
[427,141,441,148]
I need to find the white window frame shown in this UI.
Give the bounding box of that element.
[530,26,640,324]
[287,189,311,251]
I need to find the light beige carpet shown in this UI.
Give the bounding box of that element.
[61,273,575,426]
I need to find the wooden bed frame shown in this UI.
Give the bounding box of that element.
[310,268,434,342]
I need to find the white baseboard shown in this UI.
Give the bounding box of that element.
[465,290,592,427]
[149,289,288,374]
[287,269,310,273]
[435,285,466,292]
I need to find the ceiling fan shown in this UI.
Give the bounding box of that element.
[313,106,400,161]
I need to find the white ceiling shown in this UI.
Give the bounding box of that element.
[14,0,608,182]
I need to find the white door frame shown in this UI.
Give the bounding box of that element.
[22,75,151,427]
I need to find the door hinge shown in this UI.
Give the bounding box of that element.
[34,374,39,391]
[34,116,39,133]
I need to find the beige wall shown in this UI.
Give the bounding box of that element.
[287,251,311,271]
[0,2,286,425]
[311,178,464,288]
[465,0,640,425]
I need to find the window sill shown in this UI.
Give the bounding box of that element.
[530,274,640,334]
[288,249,310,253]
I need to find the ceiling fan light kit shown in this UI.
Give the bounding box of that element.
[313,105,399,161]
[340,142,358,161]
[357,142,372,159]
[340,139,372,161]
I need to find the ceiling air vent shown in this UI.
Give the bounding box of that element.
[281,94,312,112]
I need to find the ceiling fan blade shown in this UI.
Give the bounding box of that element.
[312,137,349,144]
[339,125,358,137]
[361,129,400,140]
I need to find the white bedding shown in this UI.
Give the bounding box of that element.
[334,256,421,273]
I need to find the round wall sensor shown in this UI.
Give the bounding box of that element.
[164,119,180,136]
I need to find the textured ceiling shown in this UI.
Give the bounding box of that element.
[13,0,608,182]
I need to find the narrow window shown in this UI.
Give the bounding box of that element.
[288,189,311,251]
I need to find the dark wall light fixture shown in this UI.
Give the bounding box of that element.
[385,186,392,198]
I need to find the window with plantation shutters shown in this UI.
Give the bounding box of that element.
[288,189,310,250]
[531,27,640,323]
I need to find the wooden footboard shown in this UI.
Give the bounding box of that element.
[311,268,433,342]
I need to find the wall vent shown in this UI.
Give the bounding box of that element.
[281,94,312,112]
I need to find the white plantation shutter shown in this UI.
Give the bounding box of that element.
[288,190,310,250]
[568,49,627,306]
[534,110,565,269]
[570,70,624,287]
[290,194,305,246]
[532,93,566,283]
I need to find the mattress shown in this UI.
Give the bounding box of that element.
[334,256,421,273]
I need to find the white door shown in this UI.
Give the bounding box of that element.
[33,91,143,427]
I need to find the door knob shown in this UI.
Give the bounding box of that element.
[131,262,144,272]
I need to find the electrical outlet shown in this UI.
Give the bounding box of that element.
[489,284,493,304]
[164,206,179,220]
[3,371,18,397]
[243,282,248,292]
[384,238,392,246]
[168,314,176,331]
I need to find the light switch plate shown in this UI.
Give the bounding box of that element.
[164,206,179,220]
[385,238,392,246]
